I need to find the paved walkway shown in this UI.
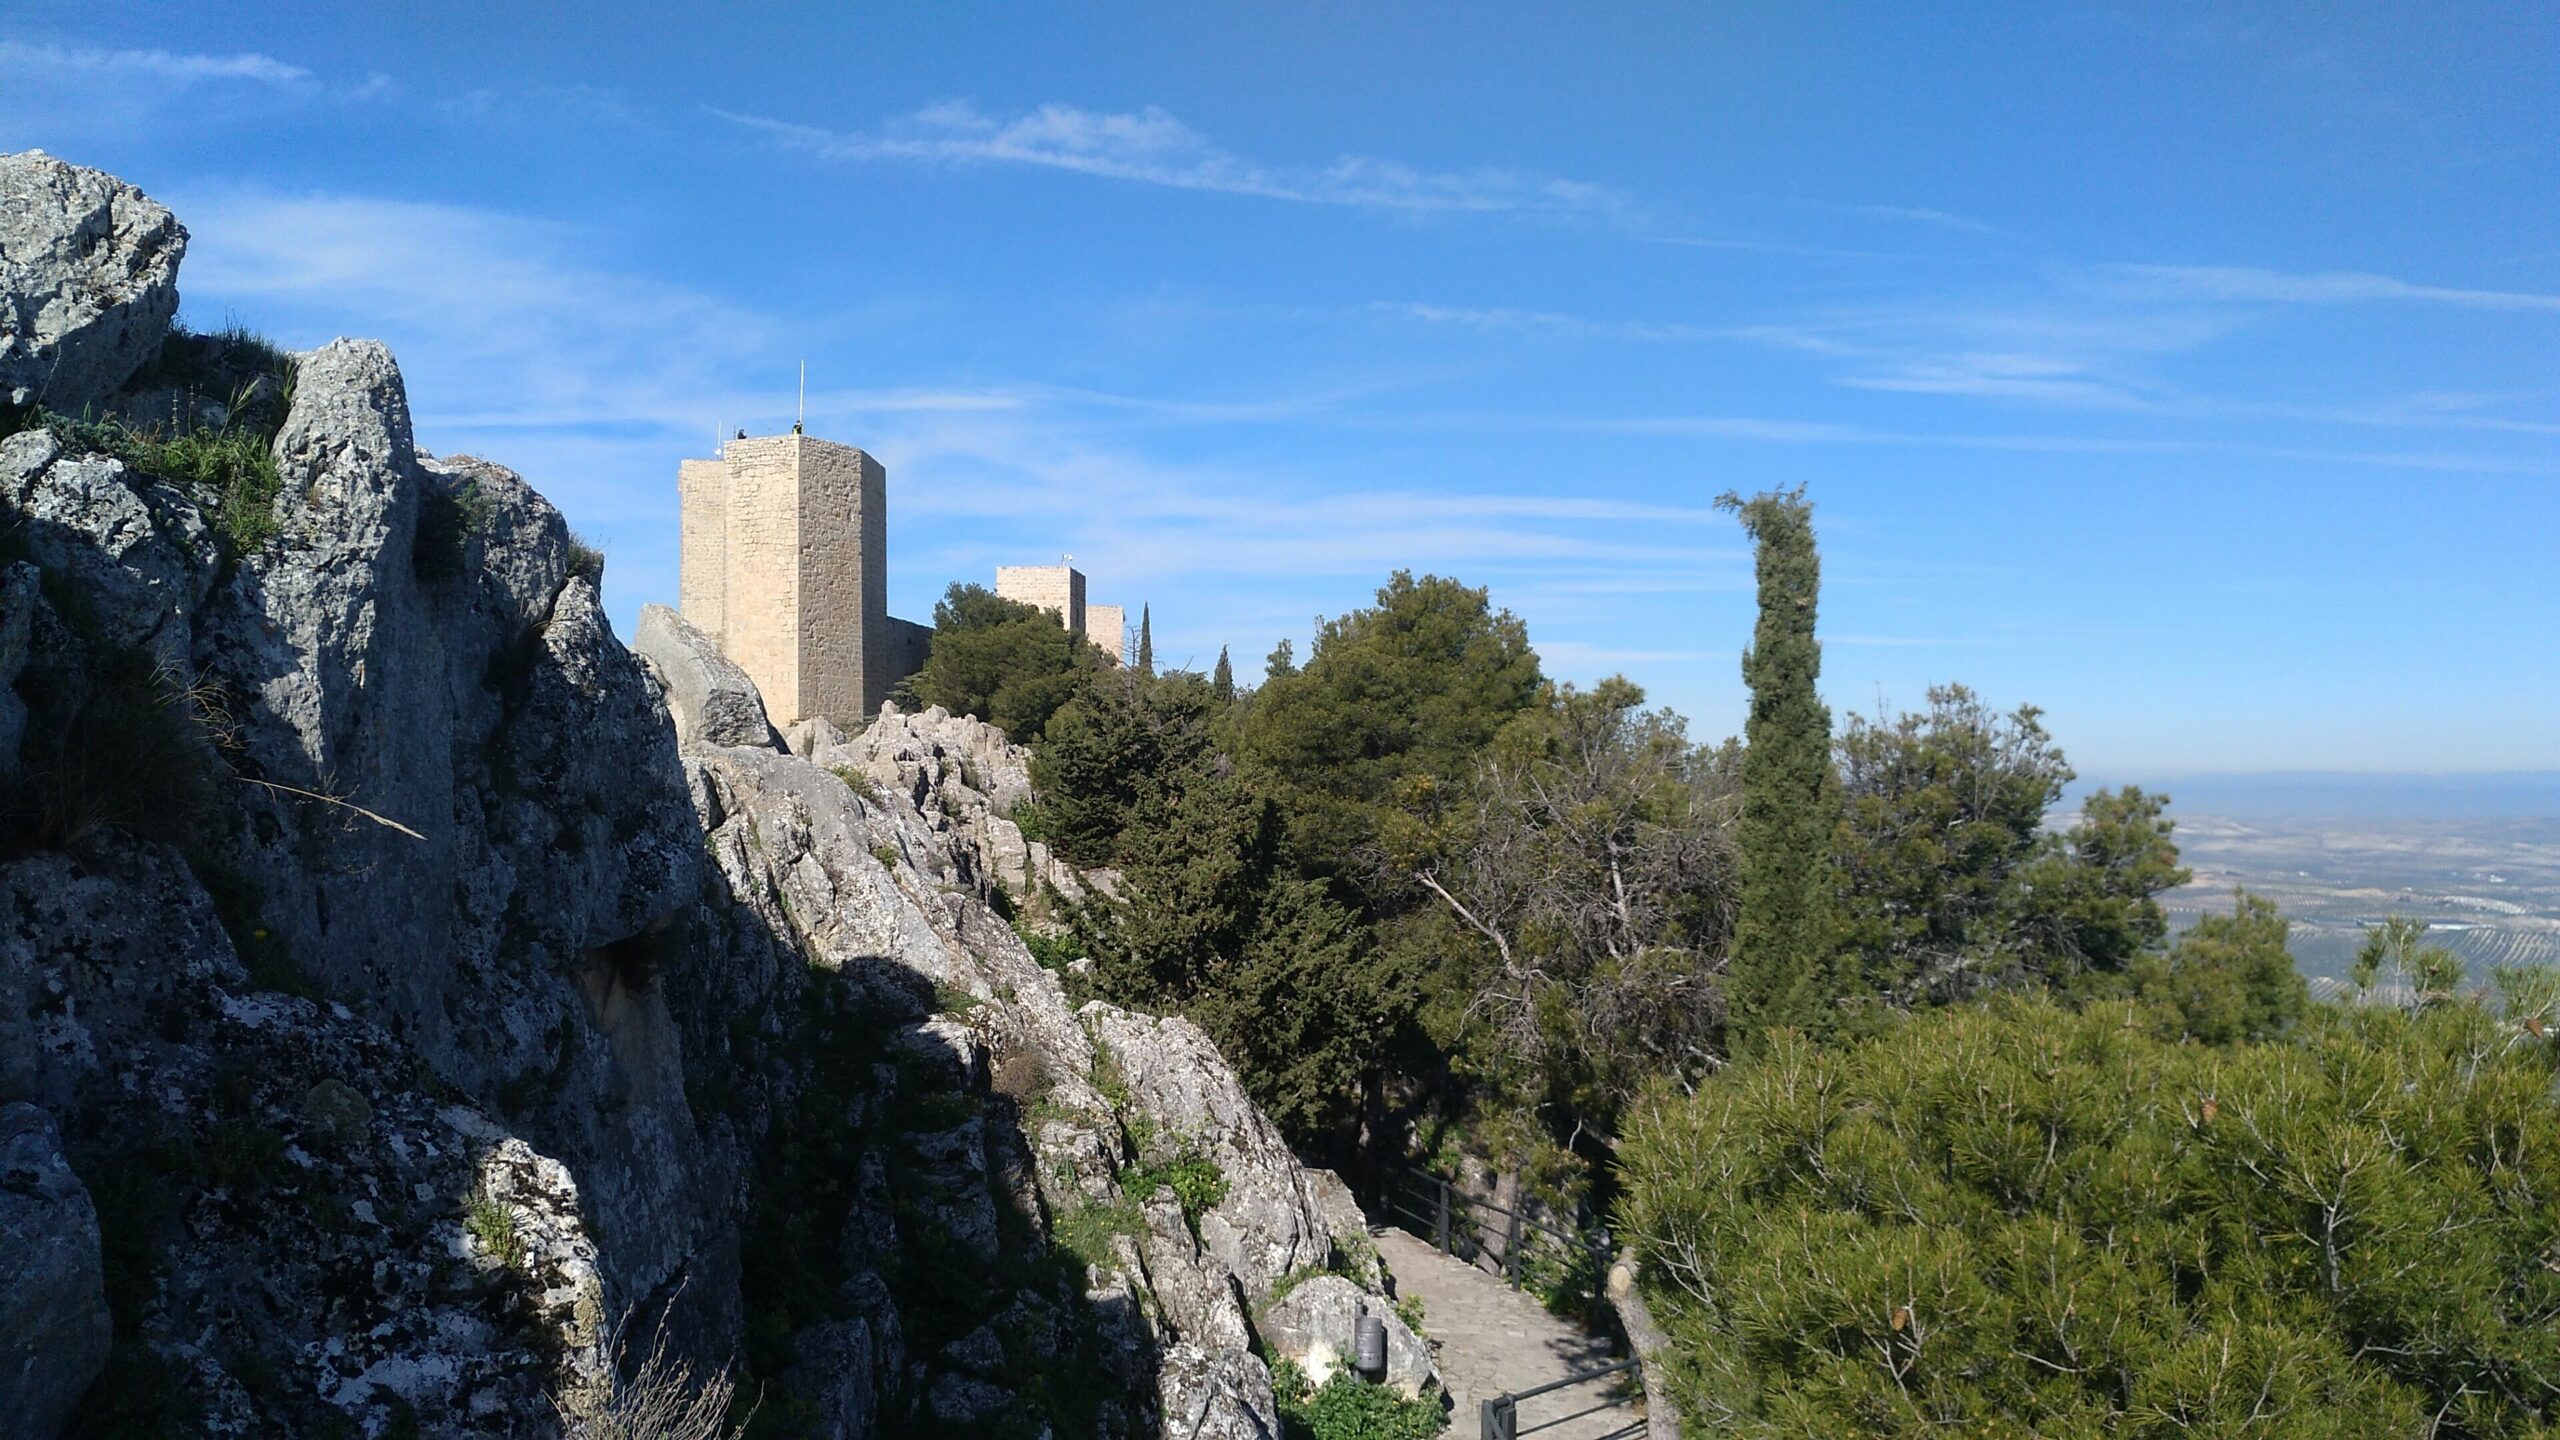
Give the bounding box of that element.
[1373,1225,1645,1439]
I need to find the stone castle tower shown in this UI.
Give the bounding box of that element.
[679,434,929,725]
[996,564,1126,662]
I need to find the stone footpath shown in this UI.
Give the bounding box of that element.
[1374,1226,1645,1439]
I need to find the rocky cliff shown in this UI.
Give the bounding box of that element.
[0,151,1432,1437]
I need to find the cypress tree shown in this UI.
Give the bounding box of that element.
[1212,645,1234,703]
[1717,486,1841,1047]
[1138,604,1154,674]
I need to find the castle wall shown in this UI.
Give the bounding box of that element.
[884,616,935,699]
[1086,604,1125,664]
[717,437,808,721]
[786,438,881,725]
[677,458,728,642]
[996,565,1085,635]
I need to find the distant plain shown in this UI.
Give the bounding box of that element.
[2161,811,2560,993]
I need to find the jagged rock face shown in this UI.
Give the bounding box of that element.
[681,697,1435,1436]
[0,150,185,410]
[0,428,213,673]
[828,699,1101,905]
[0,844,603,1435]
[3,153,1428,1438]
[1085,1007,1335,1307]
[1,332,721,1326]
[0,1101,110,1435]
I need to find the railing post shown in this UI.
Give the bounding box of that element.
[1589,1227,1613,1329]
[1503,1204,1525,1287]
[1481,1395,1516,1440]
[1434,1175,1452,1254]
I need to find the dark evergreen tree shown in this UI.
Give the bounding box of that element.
[1212,645,1234,704]
[1716,487,1841,1048]
[903,583,1103,743]
[1137,604,1154,674]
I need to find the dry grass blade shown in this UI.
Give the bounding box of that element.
[553,1295,755,1440]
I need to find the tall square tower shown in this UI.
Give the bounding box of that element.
[678,434,890,726]
[995,564,1085,634]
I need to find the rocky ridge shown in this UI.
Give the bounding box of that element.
[0,148,1433,1437]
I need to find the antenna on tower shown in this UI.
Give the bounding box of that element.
[795,361,806,435]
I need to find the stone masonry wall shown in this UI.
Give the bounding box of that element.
[1087,603,1125,663]
[714,436,805,722]
[789,437,877,724]
[676,457,727,642]
[997,563,1085,634]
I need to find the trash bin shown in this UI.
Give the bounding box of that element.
[1354,1314,1387,1380]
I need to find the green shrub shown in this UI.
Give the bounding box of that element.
[465,1190,526,1270]
[44,413,284,557]
[829,765,883,804]
[1270,1359,1447,1440]
[565,532,605,586]
[414,474,495,581]
[1051,1197,1145,1272]
[1120,1128,1229,1234]
[1014,920,1083,972]
[1621,993,2560,1437]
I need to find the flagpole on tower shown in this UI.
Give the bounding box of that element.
[797,360,806,435]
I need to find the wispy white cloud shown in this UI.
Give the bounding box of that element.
[1723,304,2230,409]
[709,100,1637,220]
[1373,301,1725,342]
[2108,264,2560,313]
[1834,203,2006,237]
[0,39,314,86]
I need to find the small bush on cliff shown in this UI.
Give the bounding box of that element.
[566,531,605,585]
[414,472,495,580]
[1621,991,2560,1437]
[1120,1132,1228,1227]
[45,408,286,558]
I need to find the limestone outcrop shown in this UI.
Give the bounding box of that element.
[0,150,185,410]
[0,1102,111,1435]
[1260,1275,1436,1398]
[1,150,1428,1437]
[632,602,783,750]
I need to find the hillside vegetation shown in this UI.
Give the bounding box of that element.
[910,496,2195,1206]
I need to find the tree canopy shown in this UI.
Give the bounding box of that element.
[1623,985,2560,1438]
[902,583,1107,743]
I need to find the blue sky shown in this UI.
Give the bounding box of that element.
[5,2,2554,780]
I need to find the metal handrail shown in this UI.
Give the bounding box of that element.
[1504,1356,1639,1404]
[1479,1357,1644,1440]
[1375,1166,1613,1322]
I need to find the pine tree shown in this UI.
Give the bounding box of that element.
[1212,645,1234,703]
[1717,486,1841,1048]
[1137,604,1154,674]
